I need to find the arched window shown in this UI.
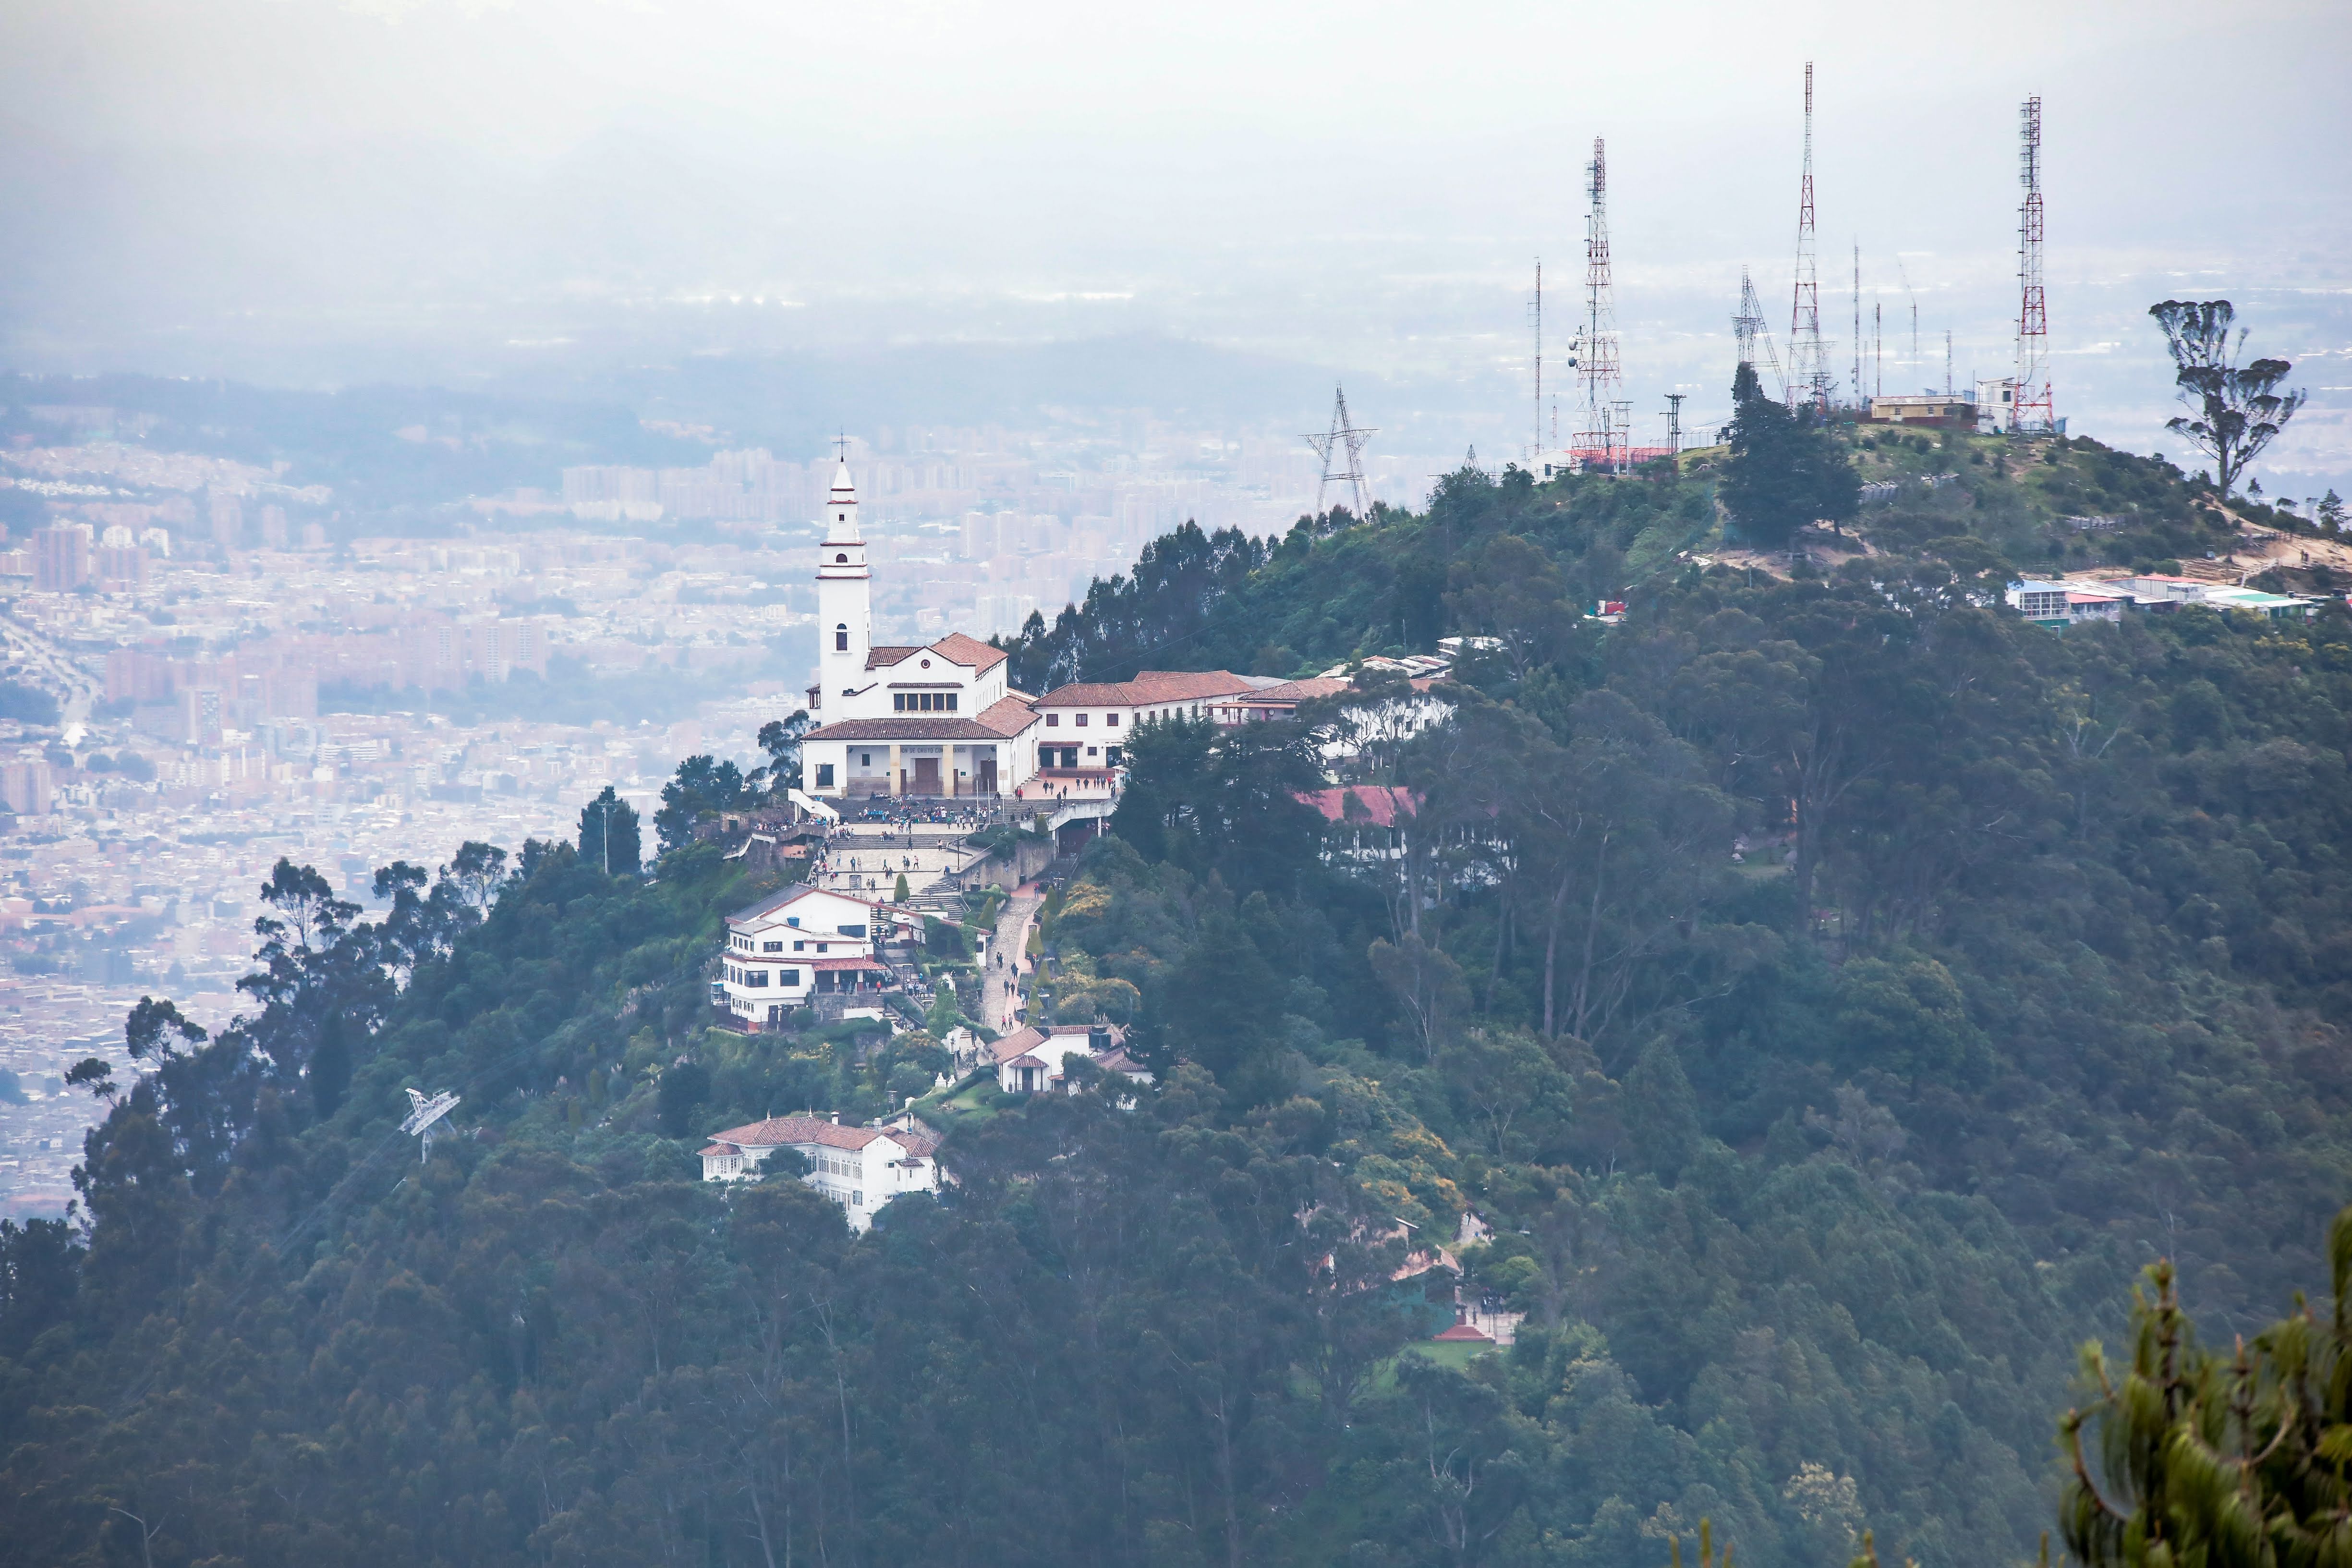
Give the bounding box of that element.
[835,624,849,652]
[835,552,849,564]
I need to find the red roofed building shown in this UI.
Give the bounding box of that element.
[1030,669,1264,769]
[985,1022,1150,1094]
[798,462,1043,798]
[716,882,911,1028]
[697,1112,943,1231]
[1297,785,1423,865]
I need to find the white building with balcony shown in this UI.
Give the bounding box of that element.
[717,883,908,1027]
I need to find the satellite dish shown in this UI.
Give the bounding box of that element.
[400,1087,461,1162]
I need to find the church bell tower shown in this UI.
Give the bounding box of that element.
[814,459,871,708]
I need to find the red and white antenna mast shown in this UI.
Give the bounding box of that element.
[1574,137,1625,471]
[2013,95,2055,435]
[1786,62,1830,413]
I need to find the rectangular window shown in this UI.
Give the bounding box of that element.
[763,940,783,952]
[1076,713,1088,727]
[893,693,907,711]
[815,763,835,787]
[779,969,801,987]
[1106,712,1119,726]
[1046,713,1059,727]
[748,969,768,988]
[794,940,806,951]
[837,924,866,937]
[817,943,830,954]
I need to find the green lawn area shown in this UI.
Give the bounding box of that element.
[1402,1338,1501,1373]
[913,1070,1007,1130]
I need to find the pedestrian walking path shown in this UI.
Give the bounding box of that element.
[981,884,1043,1034]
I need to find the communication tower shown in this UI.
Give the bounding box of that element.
[1303,386,1377,518]
[401,1087,461,1163]
[1786,63,1831,413]
[1852,243,1864,407]
[1574,138,1625,469]
[2013,96,2055,435]
[1529,259,1544,461]
[1733,267,1787,401]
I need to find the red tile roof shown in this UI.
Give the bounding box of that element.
[864,645,923,669]
[1433,1322,1495,1343]
[711,1115,890,1152]
[1297,785,1421,827]
[1233,677,1351,706]
[809,955,888,972]
[804,692,1036,743]
[1034,670,1259,708]
[931,631,1009,672]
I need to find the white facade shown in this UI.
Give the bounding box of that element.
[797,463,1047,800]
[815,462,873,708]
[698,1113,941,1233]
[986,1023,1150,1093]
[1029,671,1262,770]
[717,883,904,1026]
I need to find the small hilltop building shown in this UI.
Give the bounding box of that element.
[697,1113,941,1232]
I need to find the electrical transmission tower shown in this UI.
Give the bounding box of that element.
[402,1088,461,1163]
[1303,385,1376,518]
[1663,393,1686,460]
[2013,95,2055,435]
[1574,136,1625,471]
[1734,267,1787,401]
[1786,62,1831,414]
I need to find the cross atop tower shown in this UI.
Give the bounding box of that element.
[833,430,851,462]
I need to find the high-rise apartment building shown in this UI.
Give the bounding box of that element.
[32,525,91,591]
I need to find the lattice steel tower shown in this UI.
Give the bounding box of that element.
[1786,62,1831,413]
[2013,95,2055,435]
[1303,385,1376,518]
[1575,137,1624,470]
[1734,267,1787,401]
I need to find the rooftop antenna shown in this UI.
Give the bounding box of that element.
[1787,63,1830,413]
[1733,267,1788,401]
[2014,95,2055,435]
[1574,137,1624,468]
[1303,386,1377,518]
[401,1087,461,1163]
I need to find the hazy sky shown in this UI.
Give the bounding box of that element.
[3,0,2348,487]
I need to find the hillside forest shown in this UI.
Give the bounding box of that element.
[3,410,2352,1568]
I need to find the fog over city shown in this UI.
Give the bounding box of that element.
[0,0,2346,1209]
[3,0,2348,479]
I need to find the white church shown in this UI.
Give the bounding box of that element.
[799,462,1051,800]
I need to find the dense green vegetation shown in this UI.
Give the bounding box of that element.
[4,426,2351,1568]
